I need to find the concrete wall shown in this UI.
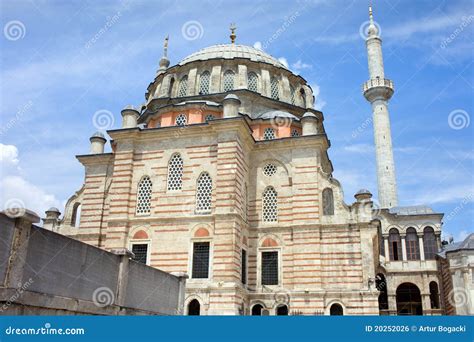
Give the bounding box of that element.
[0,211,186,315]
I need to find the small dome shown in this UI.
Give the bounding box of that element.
[91,131,105,139]
[356,189,372,195]
[180,44,288,69]
[223,94,240,101]
[46,207,60,213]
[258,110,298,121]
[302,112,317,119]
[367,22,378,37]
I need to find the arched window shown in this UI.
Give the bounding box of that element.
[175,113,187,126]
[167,154,183,191]
[196,172,212,213]
[389,228,402,261]
[136,176,152,215]
[396,283,422,315]
[262,186,278,222]
[300,88,306,108]
[168,78,175,97]
[188,299,200,315]
[223,70,235,92]
[248,72,258,92]
[263,128,275,140]
[178,75,188,97]
[290,85,296,105]
[199,71,210,95]
[276,305,289,315]
[406,228,420,260]
[322,188,334,216]
[71,202,81,227]
[270,77,279,100]
[376,274,388,310]
[429,281,440,309]
[329,303,343,315]
[251,304,263,316]
[423,227,437,260]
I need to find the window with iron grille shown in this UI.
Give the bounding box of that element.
[241,248,247,284]
[175,113,187,126]
[199,71,210,95]
[263,128,275,140]
[261,251,278,285]
[167,154,183,191]
[196,172,212,213]
[178,75,188,97]
[291,128,300,137]
[263,163,277,177]
[205,114,215,122]
[406,228,420,260]
[290,85,296,104]
[136,176,152,215]
[262,186,278,222]
[132,243,148,264]
[270,77,279,100]
[423,227,437,260]
[223,70,235,92]
[389,228,402,261]
[248,72,258,92]
[192,242,210,278]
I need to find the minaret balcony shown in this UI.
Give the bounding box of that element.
[362,78,394,102]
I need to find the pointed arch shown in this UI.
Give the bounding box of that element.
[262,186,278,222]
[136,176,152,215]
[167,153,184,191]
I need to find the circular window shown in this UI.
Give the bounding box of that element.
[205,114,215,122]
[263,163,277,177]
[175,114,187,126]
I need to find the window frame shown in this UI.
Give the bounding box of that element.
[135,175,153,216]
[130,240,151,266]
[189,240,212,280]
[223,70,235,92]
[241,247,248,285]
[199,71,211,95]
[247,71,258,93]
[262,186,278,223]
[263,127,276,140]
[258,248,281,286]
[195,172,213,214]
[167,153,184,192]
[178,75,188,97]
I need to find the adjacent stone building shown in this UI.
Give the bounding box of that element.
[41,8,462,315]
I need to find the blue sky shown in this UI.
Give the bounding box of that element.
[0,0,472,241]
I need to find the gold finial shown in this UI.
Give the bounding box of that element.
[369,4,374,22]
[230,23,236,44]
[163,35,169,57]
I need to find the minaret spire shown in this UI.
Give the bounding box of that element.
[230,23,236,44]
[362,4,398,208]
[158,35,170,73]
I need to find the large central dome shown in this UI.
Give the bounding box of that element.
[179,44,288,69]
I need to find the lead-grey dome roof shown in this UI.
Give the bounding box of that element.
[180,44,288,69]
[257,110,299,121]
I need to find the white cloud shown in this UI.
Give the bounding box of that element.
[310,83,326,111]
[278,57,289,68]
[253,41,263,50]
[0,144,61,218]
[344,143,374,154]
[291,59,312,73]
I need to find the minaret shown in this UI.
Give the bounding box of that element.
[363,6,398,208]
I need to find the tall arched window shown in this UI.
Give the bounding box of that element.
[71,202,81,228]
[289,85,296,105]
[322,188,334,216]
[248,72,258,92]
[330,303,343,315]
[262,186,278,222]
[429,281,440,309]
[188,299,200,315]
[389,228,402,261]
[300,88,306,107]
[263,128,275,140]
[251,304,263,316]
[199,71,210,95]
[406,228,420,260]
[423,227,437,260]
[167,154,183,191]
[270,77,279,99]
[136,176,152,215]
[196,172,212,213]
[223,70,235,92]
[178,75,188,97]
[396,283,422,315]
[277,305,289,315]
[376,273,388,310]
